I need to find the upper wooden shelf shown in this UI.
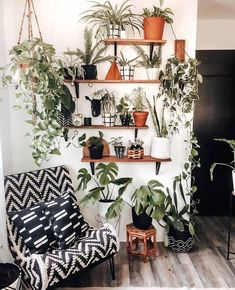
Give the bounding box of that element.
[65,125,149,129]
[64,79,161,84]
[81,155,171,163]
[104,39,167,45]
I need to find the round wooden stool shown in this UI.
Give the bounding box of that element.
[126,223,157,262]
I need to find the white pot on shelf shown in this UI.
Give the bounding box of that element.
[98,200,114,218]
[150,136,171,159]
[146,67,159,80]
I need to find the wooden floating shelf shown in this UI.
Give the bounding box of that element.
[65,125,149,129]
[64,79,161,84]
[104,38,167,45]
[81,155,171,163]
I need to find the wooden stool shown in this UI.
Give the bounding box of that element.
[126,223,157,262]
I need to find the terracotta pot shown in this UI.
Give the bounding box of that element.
[133,111,149,127]
[144,17,165,40]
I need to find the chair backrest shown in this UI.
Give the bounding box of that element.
[4,165,74,212]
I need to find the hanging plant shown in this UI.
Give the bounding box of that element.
[158,57,202,134]
[0,38,75,166]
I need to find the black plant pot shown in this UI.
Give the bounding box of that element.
[132,207,152,230]
[82,65,97,80]
[0,263,21,289]
[114,146,126,158]
[120,113,132,126]
[168,225,194,252]
[88,143,104,159]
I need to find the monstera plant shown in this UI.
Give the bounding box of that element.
[0,38,75,166]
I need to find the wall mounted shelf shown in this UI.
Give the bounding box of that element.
[104,38,167,46]
[81,155,171,175]
[65,125,149,139]
[64,79,161,84]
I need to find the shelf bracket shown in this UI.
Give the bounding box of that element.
[114,42,117,57]
[74,82,79,98]
[150,43,154,61]
[155,162,161,175]
[90,162,95,175]
[134,129,138,139]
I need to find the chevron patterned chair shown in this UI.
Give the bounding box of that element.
[4,165,119,290]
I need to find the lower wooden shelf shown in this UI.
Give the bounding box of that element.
[81,155,171,175]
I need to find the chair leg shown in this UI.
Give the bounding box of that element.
[108,256,115,280]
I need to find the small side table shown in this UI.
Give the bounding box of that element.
[126,223,157,263]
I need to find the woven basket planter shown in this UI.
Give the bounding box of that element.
[127,149,144,159]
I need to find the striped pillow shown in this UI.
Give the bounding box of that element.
[42,193,89,248]
[8,204,56,254]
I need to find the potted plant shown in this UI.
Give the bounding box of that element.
[116,51,139,80]
[130,86,149,127]
[86,131,104,159]
[0,38,75,166]
[210,138,235,191]
[76,162,132,218]
[76,27,113,79]
[110,136,126,158]
[163,134,200,252]
[116,95,133,126]
[127,139,144,159]
[146,96,170,159]
[80,0,142,40]
[158,57,202,134]
[106,179,166,230]
[142,0,174,40]
[101,90,117,126]
[134,44,162,80]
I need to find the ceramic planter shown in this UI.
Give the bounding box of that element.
[82,64,97,80]
[102,113,116,127]
[108,24,121,39]
[150,137,171,159]
[132,207,152,230]
[114,146,126,159]
[120,113,132,126]
[168,225,194,252]
[98,200,114,218]
[120,65,134,80]
[133,111,149,127]
[144,17,165,40]
[88,143,104,159]
[146,67,159,80]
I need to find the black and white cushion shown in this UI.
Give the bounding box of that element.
[8,204,56,254]
[42,193,89,248]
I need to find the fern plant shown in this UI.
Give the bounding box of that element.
[134,44,162,68]
[76,27,113,65]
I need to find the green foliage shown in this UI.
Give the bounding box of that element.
[134,44,162,68]
[130,86,147,112]
[87,131,104,146]
[116,51,139,66]
[76,162,132,209]
[116,95,132,114]
[109,136,124,147]
[75,27,113,65]
[80,0,142,39]
[210,138,235,181]
[158,57,202,134]
[0,38,75,166]
[142,0,174,23]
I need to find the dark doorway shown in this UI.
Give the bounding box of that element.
[194,50,235,215]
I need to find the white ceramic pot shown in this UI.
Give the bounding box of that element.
[108,24,121,38]
[146,67,159,80]
[232,170,235,191]
[150,136,171,159]
[120,30,127,38]
[98,200,114,218]
[120,65,134,80]
[102,113,116,127]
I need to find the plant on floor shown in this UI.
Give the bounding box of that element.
[0,38,75,166]
[76,162,132,216]
[80,0,142,39]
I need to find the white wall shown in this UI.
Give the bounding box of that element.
[0,0,198,241]
[197,19,235,49]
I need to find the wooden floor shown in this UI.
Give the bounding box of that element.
[58,216,235,288]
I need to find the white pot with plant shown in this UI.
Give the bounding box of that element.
[146,97,170,159]
[134,44,162,80]
[210,138,235,191]
[102,90,117,127]
[76,162,132,218]
[116,51,139,80]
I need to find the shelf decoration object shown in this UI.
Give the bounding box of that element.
[105,61,121,80]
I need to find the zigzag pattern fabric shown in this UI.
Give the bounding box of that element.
[4,166,119,290]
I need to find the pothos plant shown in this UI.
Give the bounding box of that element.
[0,38,76,166]
[158,57,202,134]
